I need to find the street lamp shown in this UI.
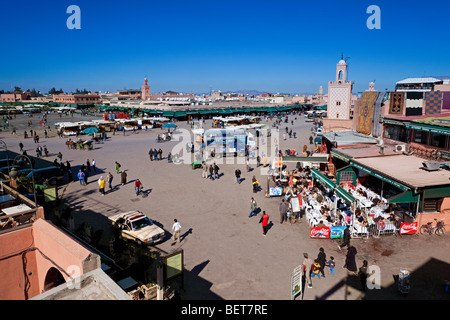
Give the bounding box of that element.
[0,140,10,177]
[12,154,37,207]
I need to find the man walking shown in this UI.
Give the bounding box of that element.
[235,168,241,184]
[98,176,105,196]
[302,253,313,288]
[106,172,113,191]
[339,225,351,249]
[249,197,258,217]
[260,211,269,236]
[172,219,182,244]
[149,148,154,161]
[135,178,143,196]
[202,162,208,178]
[92,159,96,172]
[213,162,219,179]
[77,169,85,186]
[279,199,287,224]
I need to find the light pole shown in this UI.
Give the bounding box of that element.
[0,140,10,177]
[12,154,37,207]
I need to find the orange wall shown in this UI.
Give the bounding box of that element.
[0,227,40,300]
[0,219,97,300]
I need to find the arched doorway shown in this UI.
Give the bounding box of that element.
[43,267,66,291]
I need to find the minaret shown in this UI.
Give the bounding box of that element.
[141,77,150,100]
[327,55,354,120]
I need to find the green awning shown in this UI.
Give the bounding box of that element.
[173,111,187,118]
[311,169,355,204]
[162,111,175,117]
[311,168,335,189]
[350,161,409,191]
[405,122,450,136]
[382,118,406,126]
[388,191,419,203]
[423,186,450,199]
[335,186,356,205]
[330,150,351,163]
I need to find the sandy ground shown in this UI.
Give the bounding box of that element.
[1,111,450,300]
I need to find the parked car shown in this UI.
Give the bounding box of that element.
[108,211,165,245]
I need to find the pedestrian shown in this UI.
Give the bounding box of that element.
[279,199,287,224]
[249,197,257,217]
[246,158,250,172]
[326,256,336,275]
[77,170,85,186]
[158,148,163,160]
[252,176,260,193]
[167,152,172,163]
[202,162,208,178]
[153,149,158,161]
[115,161,121,174]
[106,172,113,190]
[98,176,105,196]
[149,148,153,161]
[135,178,143,196]
[83,169,89,185]
[358,260,369,292]
[311,259,321,279]
[302,253,313,288]
[317,247,327,277]
[338,225,351,249]
[86,159,91,172]
[235,168,241,184]
[57,152,63,164]
[121,170,127,185]
[172,219,182,244]
[209,165,214,180]
[67,168,73,183]
[92,159,96,172]
[344,244,358,274]
[19,142,23,151]
[213,162,219,179]
[259,211,269,236]
[256,155,260,167]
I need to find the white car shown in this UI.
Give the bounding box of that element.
[108,211,165,245]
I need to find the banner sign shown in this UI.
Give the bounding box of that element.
[290,197,301,213]
[290,265,303,300]
[269,187,282,197]
[400,222,418,235]
[310,226,330,239]
[330,226,346,238]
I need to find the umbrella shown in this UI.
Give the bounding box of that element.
[82,127,100,134]
[162,123,177,128]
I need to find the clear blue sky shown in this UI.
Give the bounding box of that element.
[1,0,450,95]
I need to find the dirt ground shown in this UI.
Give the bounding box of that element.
[1,111,450,300]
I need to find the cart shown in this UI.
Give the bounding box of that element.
[398,269,410,295]
[191,161,202,170]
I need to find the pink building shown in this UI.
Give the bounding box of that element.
[53,93,100,104]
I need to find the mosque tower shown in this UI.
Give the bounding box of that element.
[141,77,150,100]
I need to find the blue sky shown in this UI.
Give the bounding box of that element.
[1,0,450,95]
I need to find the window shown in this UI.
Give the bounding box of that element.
[414,131,428,145]
[430,132,446,148]
[336,101,341,106]
[422,199,440,213]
